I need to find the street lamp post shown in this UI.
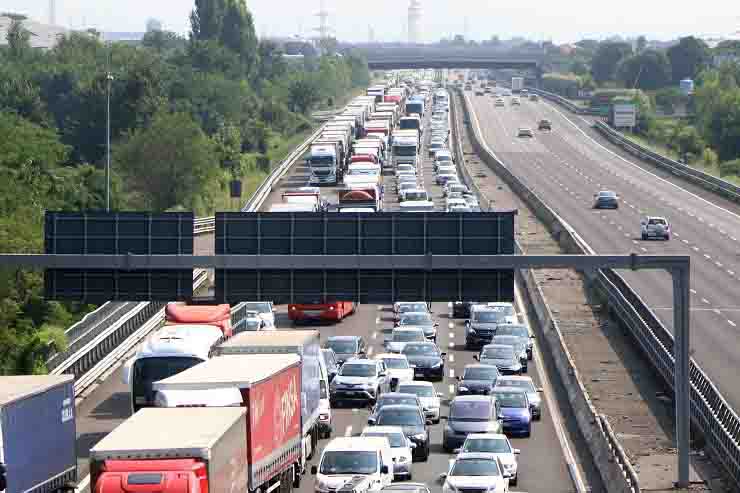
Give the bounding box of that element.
[105,46,114,212]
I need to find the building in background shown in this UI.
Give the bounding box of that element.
[0,14,68,49]
[407,0,422,44]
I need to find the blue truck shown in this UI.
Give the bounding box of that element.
[0,375,77,493]
[405,99,425,118]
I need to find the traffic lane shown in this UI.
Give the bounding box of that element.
[534,99,740,254]
[554,103,740,223]
[312,302,573,493]
[470,96,740,412]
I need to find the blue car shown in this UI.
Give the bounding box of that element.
[493,387,531,437]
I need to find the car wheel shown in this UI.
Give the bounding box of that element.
[511,474,518,487]
[407,472,413,481]
[665,234,671,241]
[641,233,648,240]
[524,427,531,438]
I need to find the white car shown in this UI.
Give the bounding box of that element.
[458,434,520,486]
[244,301,275,328]
[396,381,442,423]
[375,353,414,389]
[361,426,415,480]
[486,302,518,324]
[440,453,509,493]
[398,182,419,201]
[641,216,671,240]
[396,164,416,176]
[313,437,394,493]
[436,165,456,176]
[394,301,430,316]
[386,327,426,354]
[445,197,468,212]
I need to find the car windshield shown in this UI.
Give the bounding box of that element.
[320,451,378,475]
[400,313,433,326]
[498,379,535,392]
[464,367,499,380]
[378,395,418,407]
[436,155,452,162]
[473,311,506,323]
[364,432,405,448]
[244,302,271,314]
[462,437,511,454]
[494,391,528,408]
[393,330,425,342]
[405,191,428,201]
[382,358,410,369]
[326,340,357,354]
[340,363,376,377]
[400,303,428,313]
[648,218,667,225]
[378,408,423,426]
[493,336,523,349]
[399,385,434,397]
[394,146,417,156]
[599,191,616,198]
[482,346,513,359]
[495,326,528,338]
[403,344,438,356]
[450,400,491,420]
[450,458,501,477]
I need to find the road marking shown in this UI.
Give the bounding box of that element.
[632,240,639,245]
[730,320,737,327]
[716,262,723,268]
[704,254,711,260]
[448,341,455,348]
[702,298,710,305]
[729,271,735,276]
[372,331,378,339]
[449,354,455,363]
[449,369,455,378]
[625,233,631,237]
[448,322,455,329]
[693,247,700,251]
[375,317,381,324]
[449,384,456,395]
[674,233,680,238]
[76,476,91,493]
[367,346,374,356]
[449,332,455,339]
[345,425,353,436]
[682,239,689,244]
[690,289,697,294]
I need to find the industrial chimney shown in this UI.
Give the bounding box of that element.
[407,0,422,44]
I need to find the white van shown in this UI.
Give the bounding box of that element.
[312,436,394,493]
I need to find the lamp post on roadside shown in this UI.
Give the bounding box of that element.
[105,45,114,211]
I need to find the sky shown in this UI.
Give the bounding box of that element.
[4,0,739,43]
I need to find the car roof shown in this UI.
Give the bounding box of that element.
[376,353,408,359]
[378,404,422,411]
[343,359,377,366]
[404,341,437,348]
[398,380,434,388]
[465,432,509,440]
[393,326,425,332]
[456,452,502,461]
[493,386,527,394]
[362,425,405,435]
[482,344,513,351]
[452,394,493,402]
[323,436,390,452]
[464,363,497,370]
[497,375,533,383]
[328,335,361,341]
[378,392,419,400]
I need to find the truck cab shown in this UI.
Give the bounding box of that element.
[308,145,338,186]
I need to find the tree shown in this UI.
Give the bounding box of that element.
[115,110,220,212]
[570,60,589,76]
[667,36,710,84]
[142,29,184,54]
[618,50,671,90]
[6,18,31,60]
[591,42,633,83]
[190,0,227,42]
[694,69,740,161]
[287,73,319,114]
[219,0,259,76]
[670,123,704,159]
[257,40,287,81]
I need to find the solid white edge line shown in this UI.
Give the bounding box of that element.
[543,98,740,224]
[513,281,588,493]
[76,475,91,493]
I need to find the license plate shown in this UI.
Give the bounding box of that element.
[415,370,425,376]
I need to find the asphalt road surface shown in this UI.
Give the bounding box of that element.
[466,89,740,416]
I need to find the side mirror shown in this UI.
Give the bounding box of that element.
[514,448,521,455]
[434,322,439,327]
[379,371,387,377]
[380,465,389,475]
[465,320,471,327]
[473,355,480,361]
[440,352,447,357]
[530,335,535,339]
[121,358,134,385]
[456,376,461,381]
[437,473,448,483]
[359,351,366,357]
[311,466,318,475]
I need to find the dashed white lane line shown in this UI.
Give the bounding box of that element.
[693,247,700,251]
[345,425,353,436]
[449,384,456,395]
[690,289,697,294]
[674,233,680,237]
[449,354,455,363]
[640,247,647,252]
[704,254,712,260]
[729,320,737,327]
[682,239,689,244]
[375,317,381,324]
[448,341,455,348]
[448,322,455,329]
[372,331,378,339]
[713,309,722,315]
[729,271,735,276]
[702,298,710,305]
[449,369,455,379]
[367,346,374,356]
[449,332,455,339]
[716,262,723,268]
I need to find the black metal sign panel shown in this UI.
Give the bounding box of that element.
[216,212,516,256]
[216,212,516,303]
[44,212,194,302]
[216,269,514,304]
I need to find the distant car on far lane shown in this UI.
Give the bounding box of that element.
[641,216,671,240]
[517,127,533,138]
[538,119,551,130]
[593,190,619,209]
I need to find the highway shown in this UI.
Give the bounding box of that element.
[465,89,740,415]
[73,92,582,493]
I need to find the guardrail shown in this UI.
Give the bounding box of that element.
[56,123,326,397]
[592,121,740,204]
[527,87,603,115]
[458,88,740,489]
[457,88,640,492]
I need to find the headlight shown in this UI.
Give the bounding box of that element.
[458,386,469,392]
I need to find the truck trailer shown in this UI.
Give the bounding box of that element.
[0,375,77,493]
[511,77,524,93]
[215,331,325,473]
[90,407,250,493]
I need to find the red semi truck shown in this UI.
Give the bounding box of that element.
[92,354,302,493]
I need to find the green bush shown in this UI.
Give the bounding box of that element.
[719,159,740,177]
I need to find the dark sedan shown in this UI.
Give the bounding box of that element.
[368,393,425,424]
[402,342,446,381]
[494,325,534,360]
[456,364,501,396]
[371,404,431,461]
[324,335,366,365]
[593,190,619,209]
[476,344,523,375]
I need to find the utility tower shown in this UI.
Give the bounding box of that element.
[314,0,332,40]
[49,0,57,25]
[407,0,423,44]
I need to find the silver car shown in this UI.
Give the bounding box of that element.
[397,381,442,423]
[495,375,543,420]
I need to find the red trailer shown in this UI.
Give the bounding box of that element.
[165,302,233,337]
[288,301,355,323]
